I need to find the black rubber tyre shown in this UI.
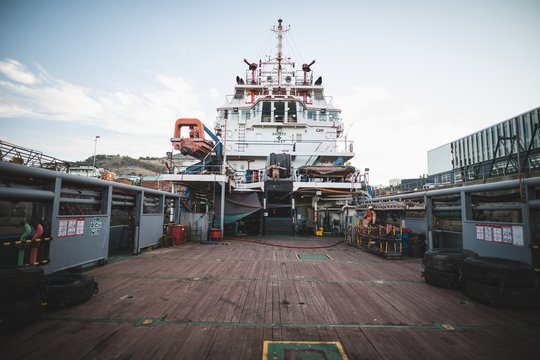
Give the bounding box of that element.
[423,248,478,272]
[0,293,43,333]
[424,268,463,289]
[462,256,537,288]
[0,267,46,302]
[408,244,426,258]
[464,279,539,310]
[269,153,276,167]
[45,273,99,310]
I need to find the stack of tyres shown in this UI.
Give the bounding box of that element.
[463,257,539,309]
[0,267,45,333]
[407,234,427,258]
[423,248,478,289]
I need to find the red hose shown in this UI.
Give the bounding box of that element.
[228,237,344,249]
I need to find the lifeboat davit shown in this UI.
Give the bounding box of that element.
[170,118,215,160]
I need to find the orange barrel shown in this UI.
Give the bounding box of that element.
[210,228,221,241]
[168,224,187,245]
[173,225,187,245]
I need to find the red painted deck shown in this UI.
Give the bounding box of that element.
[2,236,540,359]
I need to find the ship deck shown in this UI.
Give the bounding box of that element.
[2,236,540,359]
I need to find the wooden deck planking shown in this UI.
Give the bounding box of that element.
[333,327,384,360]
[236,326,265,360]
[217,277,250,323]
[237,272,264,324]
[1,237,540,359]
[98,324,187,359]
[171,324,221,360]
[90,278,183,320]
[204,325,243,359]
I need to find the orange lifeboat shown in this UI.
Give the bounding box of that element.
[170,118,215,160]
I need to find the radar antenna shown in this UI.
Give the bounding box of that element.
[243,58,258,84]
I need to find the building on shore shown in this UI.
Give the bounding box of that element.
[426,106,540,185]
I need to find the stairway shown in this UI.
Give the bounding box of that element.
[238,122,246,152]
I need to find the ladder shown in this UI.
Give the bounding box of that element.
[238,122,246,152]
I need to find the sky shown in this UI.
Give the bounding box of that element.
[1,0,539,185]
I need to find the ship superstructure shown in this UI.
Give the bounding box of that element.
[215,19,351,181]
[168,19,370,236]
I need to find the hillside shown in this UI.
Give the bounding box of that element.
[75,155,168,176]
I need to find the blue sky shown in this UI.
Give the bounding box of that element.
[1,0,539,185]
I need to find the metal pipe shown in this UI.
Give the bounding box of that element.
[61,189,101,197]
[220,110,228,240]
[133,225,140,255]
[112,200,135,207]
[473,204,522,211]
[432,206,463,211]
[112,194,136,201]
[357,177,540,204]
[428,177,540,196]
[60,197,101,205]
[528,199,540,209]
[0,187,55,201]
[357,191,427,203]
[0,161,177,198]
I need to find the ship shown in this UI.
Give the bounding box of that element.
[1,20,539,359]
[168,19,371,237]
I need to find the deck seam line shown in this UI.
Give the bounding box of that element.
[41,315,540,331]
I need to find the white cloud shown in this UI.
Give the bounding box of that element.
[0,103,36,118]
[0,59,40,85]
[337,85,496,185]
[338,86,432,185]
[208,87,219,99]
[0,59,207,138]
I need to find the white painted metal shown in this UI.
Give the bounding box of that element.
[213,20,355,176]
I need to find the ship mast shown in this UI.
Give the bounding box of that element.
[271,19,289,85]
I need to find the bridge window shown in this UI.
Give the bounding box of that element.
[288,102,297,123]
[319,109,327,121]
[274,102,285,122]
[328,111,339,122]
[262,102,271,122]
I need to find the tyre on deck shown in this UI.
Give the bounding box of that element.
[44,273,99,310]
[422,248,478,289]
